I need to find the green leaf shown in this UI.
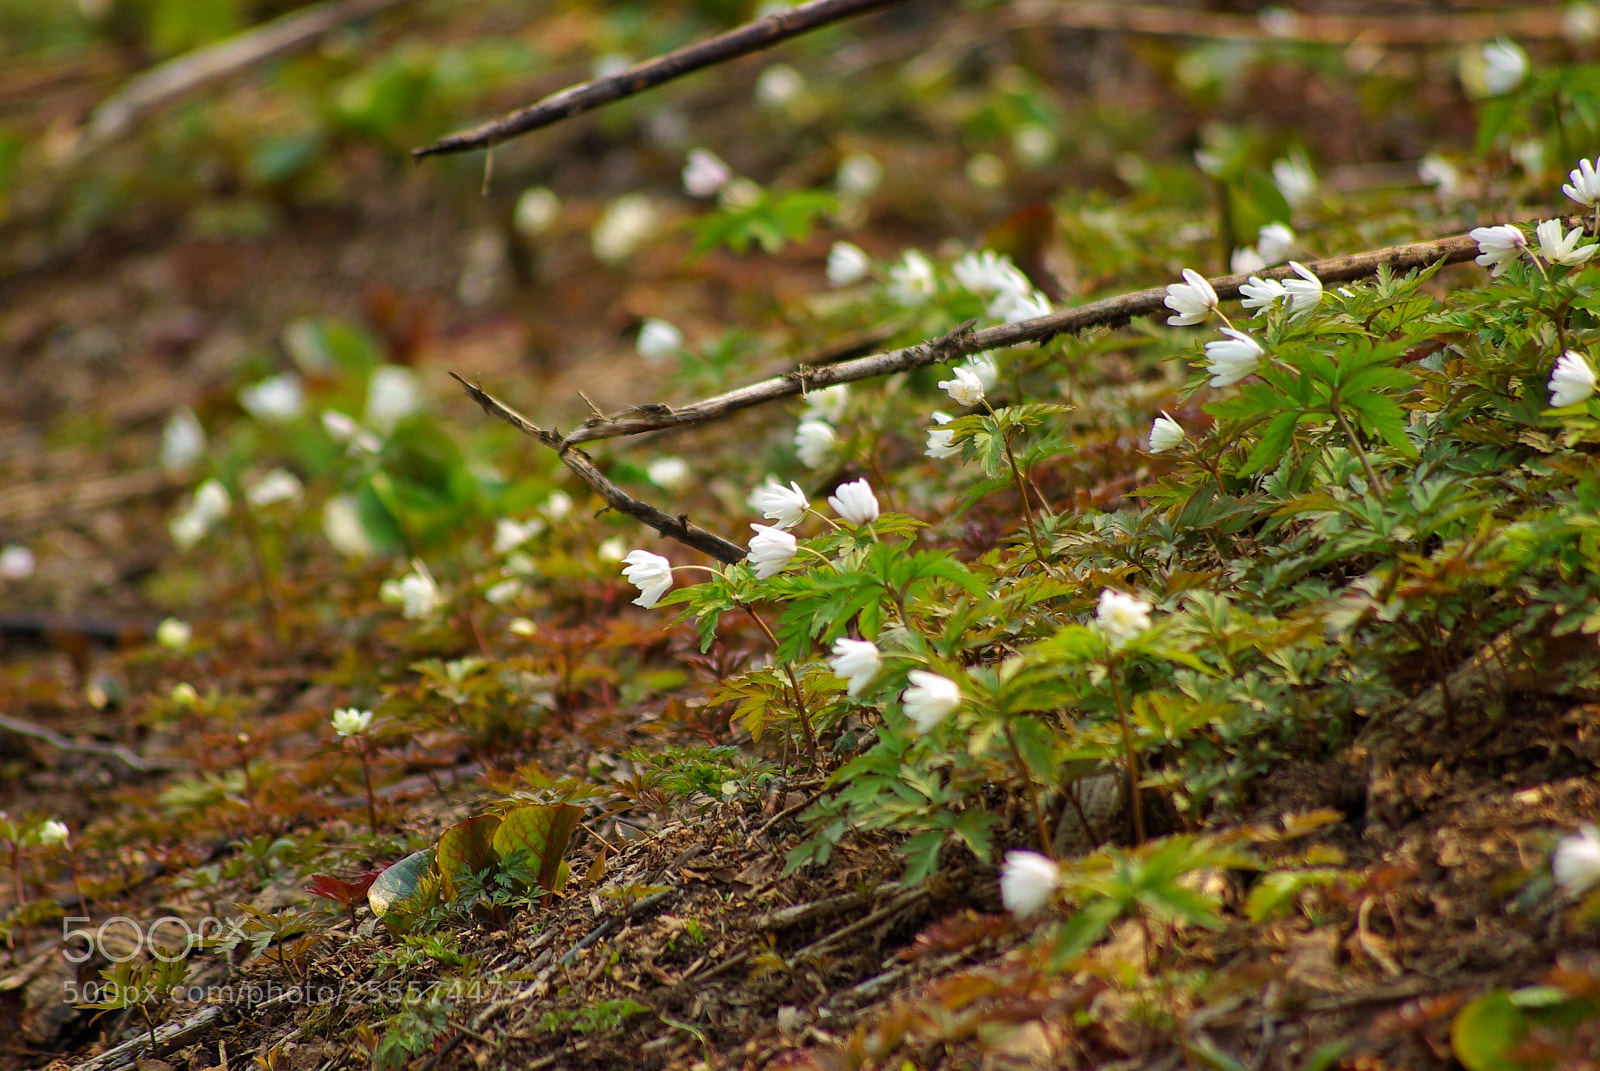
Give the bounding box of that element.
[435,815,502,902]
[368,848,435,919]
[492,803,583,892]
[1240,411,1302,475]
[1050,896,1123,967]
[1243,868,1344,922]
[1451,990,1528,1071]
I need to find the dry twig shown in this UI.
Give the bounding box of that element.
[414,0,909,159]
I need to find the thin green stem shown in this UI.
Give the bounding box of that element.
[985,406,1054,576]
[1107,660,1146,846]
[1330,403,1383,495]
[359,745,379,835]
[742,606,817,760]
[1002,720,1054,856]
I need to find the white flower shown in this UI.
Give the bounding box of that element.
[1419,154,1462,198]
[1148,412,1185,453]
[323,494,373,557]
[1164,268,1219,327]
[160,407,206,474]
[1482,37,1529,95]
[1283,261,1324,317]
[322,409,380,454]
[1230,246,1266,275]
[364,366,422,433]
[757,480,809,529]
[508,617,538,637]
[484,579,521,605]
[1563,158,1600,206]
[952,250,1030,298]
[999,850,1060,917]
[637,318,684,362]
[747,524,797,579]
[592,193,658,264]
[717,177,763,211]
[1271,154,1317,208]
[1204,329,1264,388]
[0,545,35,581]
[1549,350,1598,407]
[1012,123,1056,165]
[1257,223,1294,265]
[682,148,732,197]
[1535,219,1598,266]
[592,52,631,79]
[829,638,882,697]
[170,479,231,549]
[794,420,837,469]
[888,250,937,306]
[36,820,69,849]
[902,670,961,733]
[1471,224,1528,276]
[1239,275,1288,313]
[963,354,1000,392]
[828,478,879,525]
[331,708,373,738]
[513,186,561,238]
[826,242,871,287]
[1097,588,1152,648]
[238,372,304,423]
[245,468,303,508]
[993,289,1052,324]
[802,384,851,424]
[648,457,691,491]
[169,682,200,708]
[835,152,883,199]
[156,617,191,651]
[938,366,986,407]
[1554,825,1600,895]
[597,536,627,562]
[755,63,805,108]
[926,411,961,459]
[494,517,543,554]
[381,560,444,620]
[543,491,574,521]
[621,550,674,607]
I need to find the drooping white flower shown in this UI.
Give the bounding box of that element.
[1257,223,1294,265]
[682,148,732,198]
[1419,154,1463,198]
[322,409,381,454]
[1148,412,1185,453]
[621,549,674,607]
[1470,224,1529,276]
[1271,154,1318,209]
[925,411,961,459]
[1563,158,1600,206]
[757,480,809,529]
[755,64,805,108]
[513,186,561,238]
[1164,268,1219,327]
[1554,825,1600,895]
[543,491,574,521]
[888,251,937,307]
[1204,329,1264,388]
[952,250,1031,298]
[161,407,206,474]
[835,152,883,199]
[1482,37,1529,95]
[238,372,304,423]
[380,560,444,620]
[245,468,303,508]
[747,524,798,579]
[331,707,373,738]
[829,638,881,697]
[637,318,684,363]
[596,536,627,562]
[826,242,871,287]
[592,193,659,264]
[365,366,422,433]
[993,289,1053,324]
[794,420,837,469]
[1535,219,1598,266]
[999,850,1060,917]
[484,579,521,605]
[901,670,961,733]
[323,494,373,557]
[938,366,987,407]
[1283,261,1324,317]
[156,617,192,652]
[648,457,691,491]
[963,354,1000,393]
[1549,350,1598,407]
[828,478,879,525]
[494,517,544,554]
[169,479,232,549]
[0,545,35,581]
[1239,275,1289,314]
[1097,588,1153,648]
[1231,246,1267,275]
[802,384,851,424]
[36,820,69,849]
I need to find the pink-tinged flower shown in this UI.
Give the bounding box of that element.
[901,670,961,733]
[1204,329,1264,388]
[1470,224,1527,276]
[827,478,879,525]
[621,550,673,607]
[1549,350,1597,408]
[1164,268,1219,326]
[1000,850,1060,917]
[747,524,797,579]
[828,638,881,697]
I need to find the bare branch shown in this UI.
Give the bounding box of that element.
[560,231,1482,445]
[413,0,909,159]
[450,373,745,564]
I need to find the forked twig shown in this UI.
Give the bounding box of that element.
[414,0,908,158]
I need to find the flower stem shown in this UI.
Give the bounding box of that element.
[996,421,1054,577]
[359,745,379,835]
[1330,403,1383,495]
[741,605,817,760]
[1002,720,1053,856]
[1108,661,1146,845]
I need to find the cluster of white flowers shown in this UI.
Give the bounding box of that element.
[170,478,232,549]
[379,560,444,620]
[1231,223,1295,274]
